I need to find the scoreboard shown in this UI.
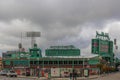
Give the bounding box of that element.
[92,39,113,54]
[92,31,114,63]
[99,40,109,53]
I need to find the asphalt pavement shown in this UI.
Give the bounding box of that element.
[0,72,120,80]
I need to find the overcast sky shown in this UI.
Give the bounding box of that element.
[0,0,120,57]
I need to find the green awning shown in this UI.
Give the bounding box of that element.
[100,53,111,57]
[88,60,99,65]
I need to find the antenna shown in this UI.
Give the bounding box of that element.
[18,32,23,50]
[21,32,22,45]
[26,31,41,48]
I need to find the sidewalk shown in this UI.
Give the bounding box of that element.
[18,75,99,80]
[50,75,99,80]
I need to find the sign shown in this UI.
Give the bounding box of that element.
[50,45,75,49]
[20,53,30,58]
[60,68,72,77]
[96,31,110,40]
[84,69,89,77]
[14,66,28,68]
[91,39,99,54]
[13,60,29,66]
[100,40,109,53]
[5,60,10,65]
[51,68,60,77]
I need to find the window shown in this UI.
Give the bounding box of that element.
[79,61,83,64]
[74,61,78,64]
[39,61,43,64]
[44,61,48,64]
[34,61,38,65]
[69,61,72,64]
[30,61,33,64]
[64,61,67,64]
[37,54,39,57]
[49,61,53,64]
[59,61,63,64]
[54,61,58,64]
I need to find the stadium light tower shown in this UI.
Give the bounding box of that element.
[26,31,41,48]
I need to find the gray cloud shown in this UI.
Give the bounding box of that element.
[0,0,120,57]
[1,0,120,26]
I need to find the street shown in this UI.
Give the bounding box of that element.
[0,72,120,80]
[91,72,120,80]
[0,76,35,80]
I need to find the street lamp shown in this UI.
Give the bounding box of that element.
[37,57,40,78]
[107,61,110,74]
[87,58,90,68]
[82,56,85,69]
[82,56,85,77]
[98,56,102,77]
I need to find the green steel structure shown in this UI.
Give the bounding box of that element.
[45,45,80,56]
[29,44,42,58]
[91,31,114,64]
[5,31,118,77]
[3,56,99,77]
[2,43,99,77]
[2,31,120,78]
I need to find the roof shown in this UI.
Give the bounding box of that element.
[44,54,98,59]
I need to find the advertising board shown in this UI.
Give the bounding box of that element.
[51,68,60,77]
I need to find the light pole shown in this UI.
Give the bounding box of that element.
[38,49,41,78]
[98,56,102,75]
[37,56,40,78]
[27,53,30,76]
[82,56,85,77]
[107,61,110,74]
[82,56,84,69]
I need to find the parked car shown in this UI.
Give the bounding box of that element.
[6,70,17,77]
[0,70,8,76]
